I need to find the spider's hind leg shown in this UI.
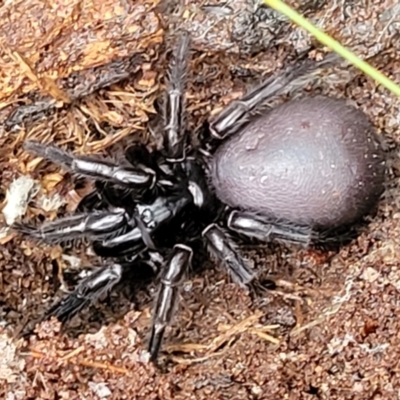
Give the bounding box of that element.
[209,53,339,140]
[226,210,356,249]
[227,210,314,247]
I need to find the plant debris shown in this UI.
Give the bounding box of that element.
[2,176,38,226]
[0,0,163,132]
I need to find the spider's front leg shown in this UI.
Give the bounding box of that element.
[227,210,314,246]
[209,53,339,140]
[44,263,124,322]
[148,244,192,361]
[38,258,156,326]
[13,208,133,243]
[23,140,156,189]
[162,32,191,162]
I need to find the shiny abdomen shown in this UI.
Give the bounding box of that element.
[210,96,386,230]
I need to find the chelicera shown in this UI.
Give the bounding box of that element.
[15,33,386,362]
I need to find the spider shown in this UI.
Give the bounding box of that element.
[15,33,386,362]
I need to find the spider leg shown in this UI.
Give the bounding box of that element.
[23,140,156,189]
[92,237,145,259]
[163,32,191,162]
[99,226,142,247]
[202,223,255,287]
[148,244,192,362]
[13,208,132,244]
[44,263,124,322]
[209,53,339,140]
[228,210,313,246]
[42,258,157,324]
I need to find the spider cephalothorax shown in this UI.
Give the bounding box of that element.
[15,33,386,362]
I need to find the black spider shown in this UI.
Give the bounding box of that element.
[15,33,386,362]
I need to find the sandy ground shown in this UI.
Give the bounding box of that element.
[1,0,400,399]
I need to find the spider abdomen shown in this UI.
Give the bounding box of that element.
[210,96,386,231]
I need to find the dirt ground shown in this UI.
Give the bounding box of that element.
[1,0,400,399]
